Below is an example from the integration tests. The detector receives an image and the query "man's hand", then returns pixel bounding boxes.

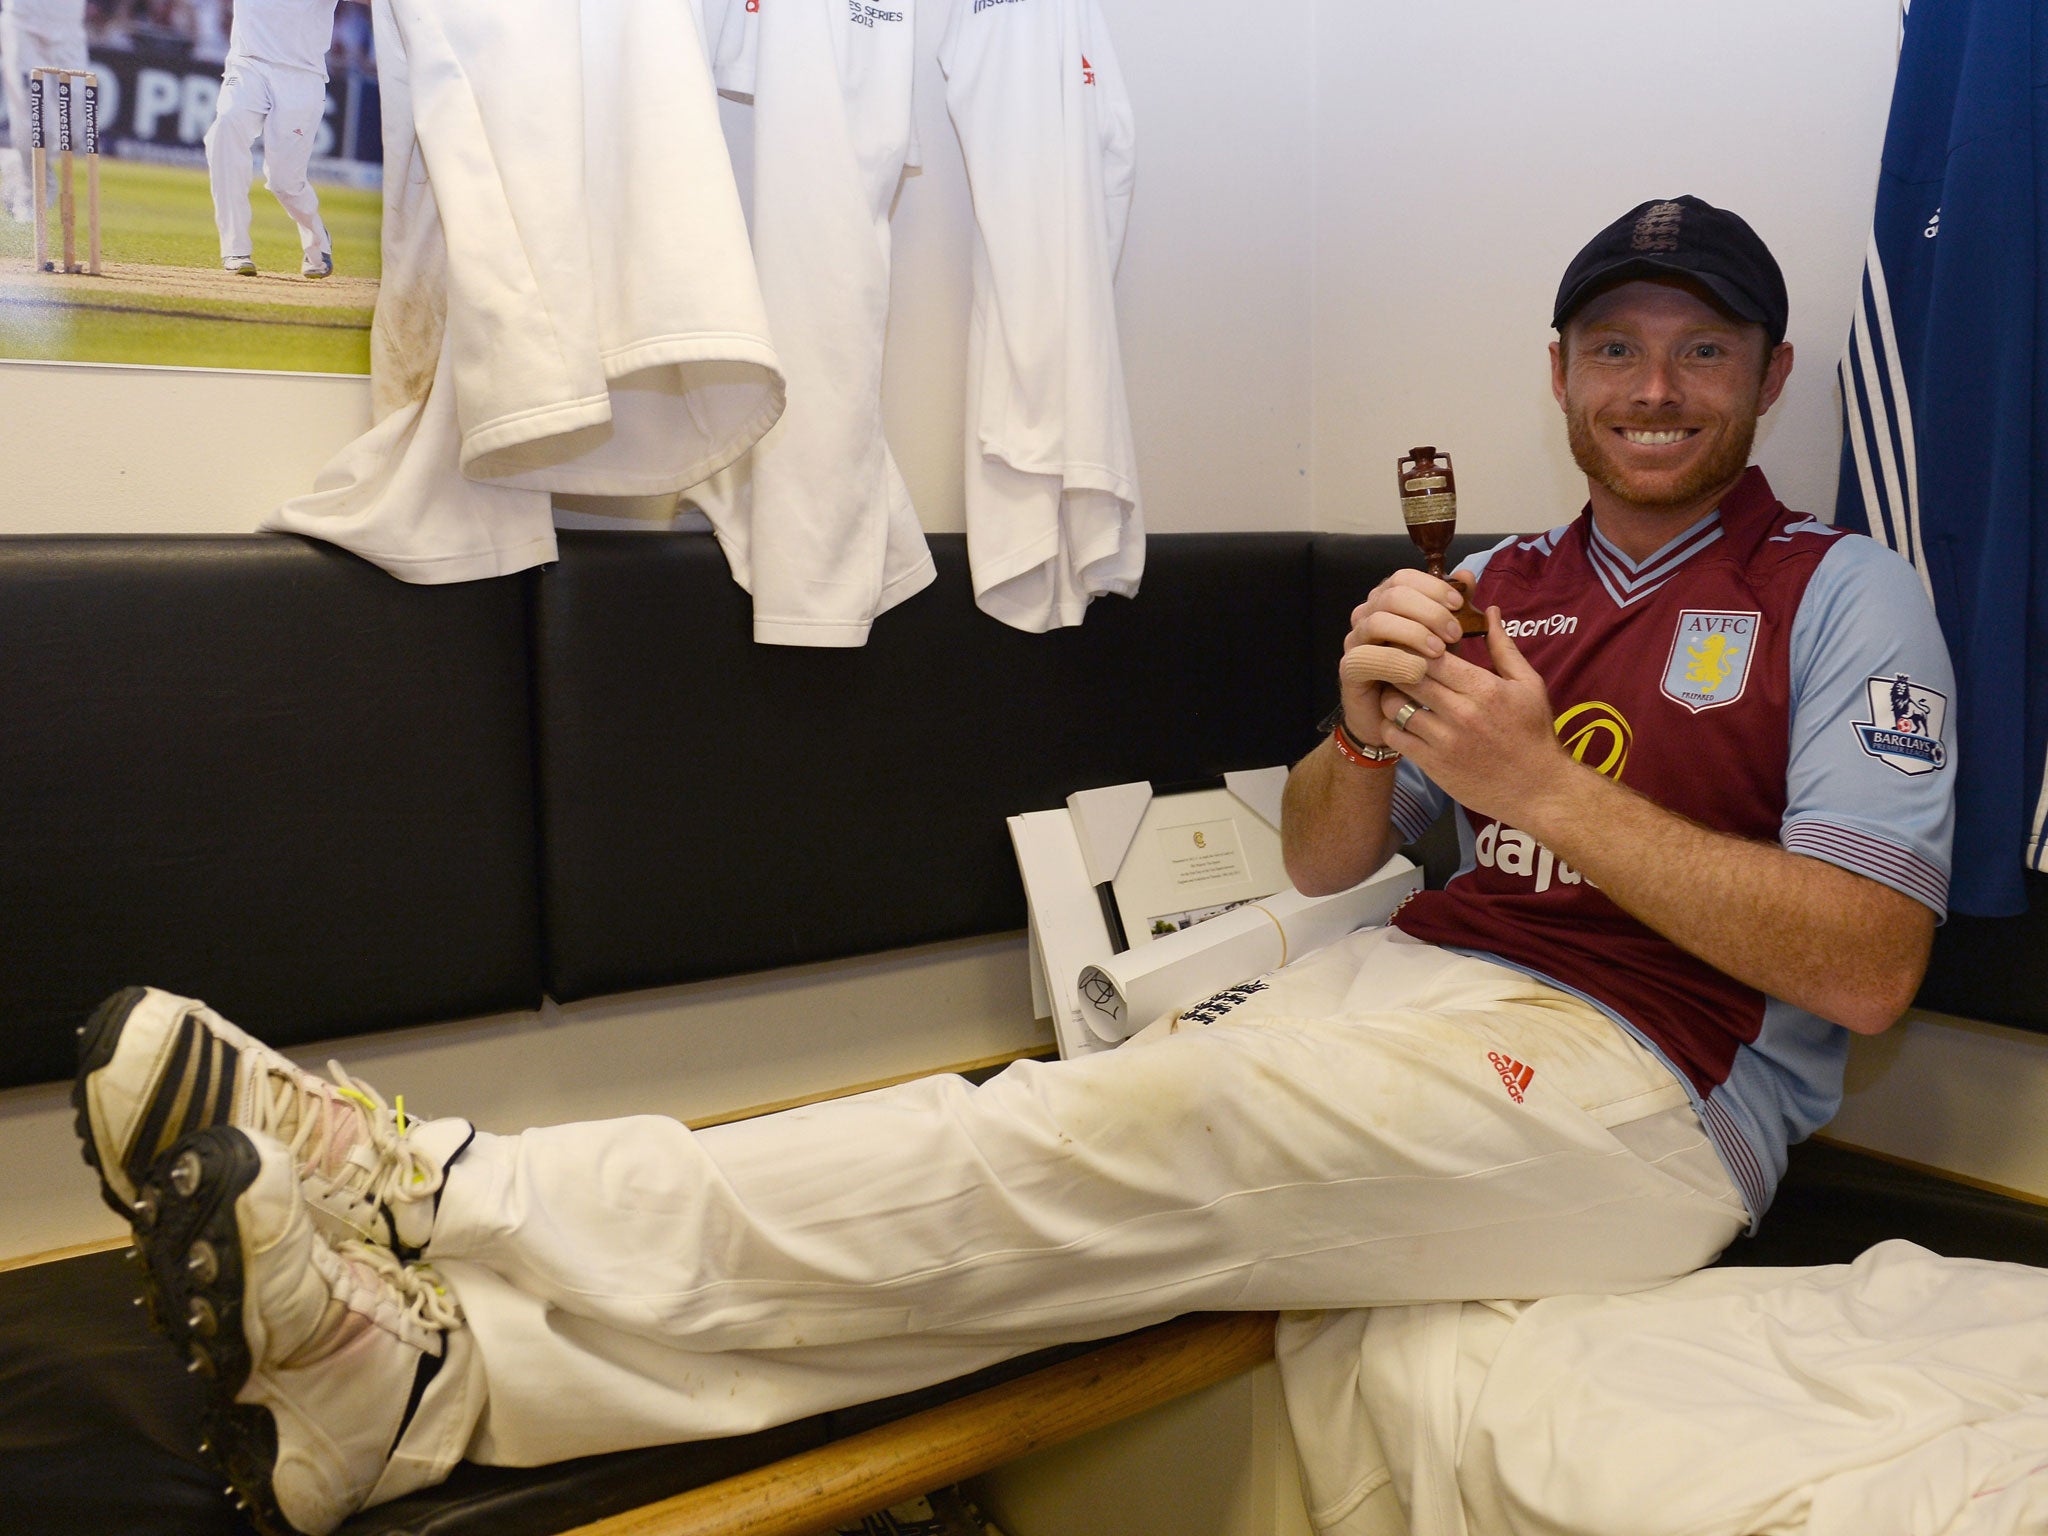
[1375,607,1574,825]
[1283,569,1481,897]
[1338,570,1474,747]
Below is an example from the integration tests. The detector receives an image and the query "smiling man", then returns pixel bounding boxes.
[1285,195,1954,1219]
[75,198,1958,1536]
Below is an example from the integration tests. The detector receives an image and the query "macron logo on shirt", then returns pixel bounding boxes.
[1499,613,1577,639]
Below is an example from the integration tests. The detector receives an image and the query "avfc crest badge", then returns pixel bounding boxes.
[1661,610,1760,713]
[1854,674,1949,775]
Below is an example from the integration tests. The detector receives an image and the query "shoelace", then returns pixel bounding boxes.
[338,1239,466,1333]
[250,1056,445,1222]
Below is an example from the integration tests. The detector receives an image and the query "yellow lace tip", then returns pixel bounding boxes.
[395,1095,408,1135]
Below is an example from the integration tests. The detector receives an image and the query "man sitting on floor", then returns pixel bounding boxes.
[76,195,1956,1536]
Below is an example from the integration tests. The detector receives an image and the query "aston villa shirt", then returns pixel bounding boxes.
[1389,468,1956,1220]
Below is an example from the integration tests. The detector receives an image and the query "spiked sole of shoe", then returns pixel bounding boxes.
[72,986,153,1220]
[135,1128,303,1536]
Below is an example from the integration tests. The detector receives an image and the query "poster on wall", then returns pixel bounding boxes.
[0,0,380,375]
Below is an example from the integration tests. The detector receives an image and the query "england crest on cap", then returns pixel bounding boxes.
[1854,674,1949,775]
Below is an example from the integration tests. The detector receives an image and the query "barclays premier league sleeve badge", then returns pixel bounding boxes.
[1853,674,1949,775]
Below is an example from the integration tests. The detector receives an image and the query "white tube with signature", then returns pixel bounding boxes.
[1075,858,1420,1042]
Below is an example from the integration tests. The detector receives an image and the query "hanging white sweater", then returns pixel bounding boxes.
[685,0,934,646]
[939,0,1142,633]
[264,0,783,585]
[1277,1241,2048,1536]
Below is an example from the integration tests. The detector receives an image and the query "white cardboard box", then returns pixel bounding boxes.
[1009,770,1422,1059]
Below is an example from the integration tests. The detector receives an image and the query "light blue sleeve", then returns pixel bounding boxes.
[1782,536,1957,915]
[1390,758,1446,845]
[1455,532,1537,587]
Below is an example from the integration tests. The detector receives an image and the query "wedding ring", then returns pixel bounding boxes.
[1393,699,1422,731]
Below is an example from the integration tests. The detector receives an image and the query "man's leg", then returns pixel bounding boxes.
[82,932,1747,1507]
[204,66,266,267]
[257,67,332,270]
[434,1262,1076,1467]
[428,930,1746,1457]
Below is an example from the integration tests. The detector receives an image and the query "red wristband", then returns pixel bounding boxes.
[1330,719,1400,769]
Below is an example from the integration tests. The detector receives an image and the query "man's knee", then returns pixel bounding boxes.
[205,106,262,166]
[265,166,315,203]
[261,140,317,203]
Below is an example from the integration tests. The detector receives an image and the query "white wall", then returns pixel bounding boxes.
[0,365,372,534]
[1313,0,1900,536]
[1107,0,1317,529]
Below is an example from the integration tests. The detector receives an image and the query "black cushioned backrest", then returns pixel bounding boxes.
[0,537,543,1086]
[535,532,1328,1002]
[1916,871,2048,1034]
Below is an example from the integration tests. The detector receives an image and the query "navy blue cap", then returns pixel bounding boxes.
[1553,196,1788,346]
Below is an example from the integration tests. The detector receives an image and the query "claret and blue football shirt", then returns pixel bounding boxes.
[1390,468,1955,1221]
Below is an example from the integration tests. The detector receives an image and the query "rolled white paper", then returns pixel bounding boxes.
[1074,859,1419,1041]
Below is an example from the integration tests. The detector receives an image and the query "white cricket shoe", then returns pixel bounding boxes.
[75,986,470,1258]
[224,256,258,275]
[302,251,333,279]
[131,1126,467,1536]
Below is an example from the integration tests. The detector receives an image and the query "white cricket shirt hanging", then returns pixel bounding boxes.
[683,0,936,647]
[941,0,1144,633]
[266,0,784,586]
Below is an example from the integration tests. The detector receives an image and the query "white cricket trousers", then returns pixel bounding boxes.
[421,928,1747,1468]
[204,62,332,262]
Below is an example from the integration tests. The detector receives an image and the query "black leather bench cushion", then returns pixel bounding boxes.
[1915,870,2048,1034]
[9,1141,2042,1536]
[2,1242,1104,1536]
[0,537,544,1086]
[1717,1140,2048,1269]
[534,532,1328,1003]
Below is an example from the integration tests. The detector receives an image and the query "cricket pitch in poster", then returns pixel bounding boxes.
[0,0,380,375]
